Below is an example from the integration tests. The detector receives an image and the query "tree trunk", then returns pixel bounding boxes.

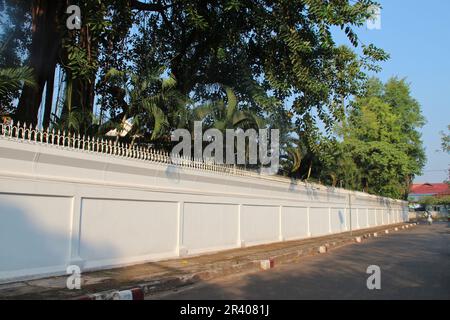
[307,161,312,180]
[42,62,56,129]
[67,24,98,133]
[15,0,64,125]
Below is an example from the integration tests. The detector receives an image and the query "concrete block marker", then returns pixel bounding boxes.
[113,288,144,300]
[394,227,398,231]
[355,236,362,243]
[384,230,389,234]
[75,287,144,300]
[260,259,274,270]
[318,246,327,254]
[373,232,378,237]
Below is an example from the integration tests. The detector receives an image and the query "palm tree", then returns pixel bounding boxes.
[0,66,36,96]
[190,85,265,167]
[192,85,265,131]
[0,66,36,117]
[281,133,308,175]
[0,35,36,118]
[102,68,186,147]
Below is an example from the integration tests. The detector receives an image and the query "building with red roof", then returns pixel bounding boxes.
[408,183,450,202]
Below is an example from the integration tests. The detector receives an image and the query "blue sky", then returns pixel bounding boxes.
[333,0,450,183]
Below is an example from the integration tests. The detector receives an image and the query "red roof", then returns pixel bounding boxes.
[410,183,450,195]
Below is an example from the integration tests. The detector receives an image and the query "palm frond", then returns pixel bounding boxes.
[287,146,302,173]
[162,74,177,91]
[231,111,249,127]
[0,66,36,95]
[142,99,169,140]
[214,120,227,131]
[105,68,126,81]
[224,86,237,121]
[192,103,214,121]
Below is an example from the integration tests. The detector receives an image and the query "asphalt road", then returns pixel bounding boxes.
[150,222,450,300]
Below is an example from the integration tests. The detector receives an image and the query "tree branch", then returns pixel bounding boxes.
[130,0,168,11]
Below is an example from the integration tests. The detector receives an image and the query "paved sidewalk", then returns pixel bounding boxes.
[0,222,413,299]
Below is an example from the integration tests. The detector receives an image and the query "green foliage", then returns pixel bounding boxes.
[337,77,426,199]
[192,85,265,132]
[285,144,304,174]
[0,66,35,97]
[52,107,96,133]
[137,0,387,135]
[440,125,450,153]
[6,0,388,137]
[65,45,98,81]
[418,195,450,206]
[103,67,186,143]
[0,0,31,114]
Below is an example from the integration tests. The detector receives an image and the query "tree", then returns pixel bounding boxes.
[136,0,388,134]
[383,77,426,188]
[100,67,186,147]
[6,0,387,135]
[190,85,265,167]
[14,0,67,125]
[338,77,426,199]
[418,195,450,207]
[281,135,307,176]
[440,125,450,153]
[0,0,32,115]
[192,85,264,131]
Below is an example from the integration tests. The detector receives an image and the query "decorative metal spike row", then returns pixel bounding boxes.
[0,121,277,181]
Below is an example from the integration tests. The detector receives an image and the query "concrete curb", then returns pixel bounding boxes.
[76,287,144,300]
[260,259,275,270]
[72,223,414,300]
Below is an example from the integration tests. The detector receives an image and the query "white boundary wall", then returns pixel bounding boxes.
[0,138,408,283]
